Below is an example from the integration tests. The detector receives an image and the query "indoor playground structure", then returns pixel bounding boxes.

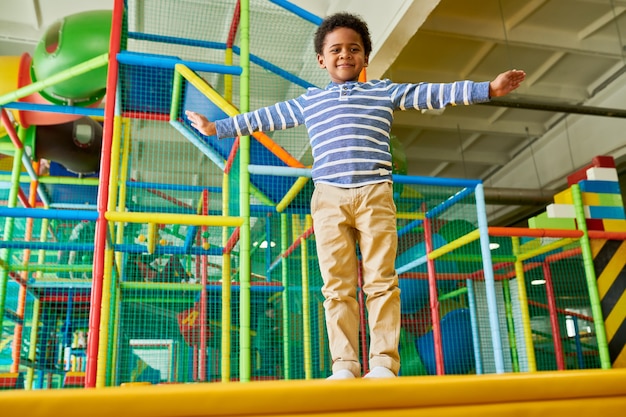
[1,0,626,416]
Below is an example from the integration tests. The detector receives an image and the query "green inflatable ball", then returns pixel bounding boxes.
[31,10,111,105]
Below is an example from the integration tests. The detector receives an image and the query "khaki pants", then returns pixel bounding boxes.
[311,182,400,376]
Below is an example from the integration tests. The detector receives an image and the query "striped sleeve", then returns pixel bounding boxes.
[388,80,491,111]
[214,97,305,138]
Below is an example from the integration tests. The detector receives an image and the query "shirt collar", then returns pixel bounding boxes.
[325,80,360,90]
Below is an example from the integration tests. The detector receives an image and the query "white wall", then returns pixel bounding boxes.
[290,0,440,78]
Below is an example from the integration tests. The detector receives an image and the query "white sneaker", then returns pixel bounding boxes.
[326,369,356,380]
[363,366,396,378]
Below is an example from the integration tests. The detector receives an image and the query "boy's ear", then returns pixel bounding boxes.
[364,55,369,67]
[317,54,326,68]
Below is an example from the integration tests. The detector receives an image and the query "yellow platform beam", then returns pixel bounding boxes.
[2,369,626,417]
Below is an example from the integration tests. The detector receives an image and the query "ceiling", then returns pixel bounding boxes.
[3,0,626,225]
[380,0,626,225]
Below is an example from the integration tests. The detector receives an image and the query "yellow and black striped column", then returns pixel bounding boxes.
[592,239,626,367]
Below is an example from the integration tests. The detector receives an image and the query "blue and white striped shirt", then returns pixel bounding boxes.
[215,79,491,187]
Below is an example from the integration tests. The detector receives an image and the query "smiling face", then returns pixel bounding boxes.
[317,27,369,84]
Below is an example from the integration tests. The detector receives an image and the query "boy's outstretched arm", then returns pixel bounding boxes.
[489,69,526,97]
[185,110,217,136]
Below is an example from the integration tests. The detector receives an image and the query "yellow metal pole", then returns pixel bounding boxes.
[428,230,481,260]
[176,64,239,117]
[516,238,578,262]
[96,248,115,387]
[276,177,309,213]
[95,114,125,387]
[106,211,244,227]
[221,173,232,382]
[511,236,537,372]
[301,215,313,379]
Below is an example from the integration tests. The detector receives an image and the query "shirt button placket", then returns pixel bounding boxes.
[340,85,349,100]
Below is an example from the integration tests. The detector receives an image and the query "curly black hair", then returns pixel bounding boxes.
[314,12,372,57]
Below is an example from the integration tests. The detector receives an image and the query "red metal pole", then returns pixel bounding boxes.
[223,227,241,254]
[10,161,39,372]
[282,226,313,258]
[85,0,123,388]
[226,1,241,48]
[423,215,444,375]
[488,227,583,238]
[528,300,593,322]
[224,137,240,175]
[542,262,566,370]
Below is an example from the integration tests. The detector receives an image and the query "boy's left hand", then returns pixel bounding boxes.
[489,69,526,97]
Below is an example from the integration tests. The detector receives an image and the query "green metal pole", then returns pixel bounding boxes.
[239,0,251,382]
[170,70,184,122]
[9,264,93,273]
[25,298,41,389]
[300,217,312,379]
[26,218,50,388]
[0,174,100,186]
[120,282,202,291]
[502,279,520,372]
[0,54,109,106]
[438,287,468,301]
[571,183,611,369]
[280,213,291,379]
[106,282,121,386]
[0,146,23,339]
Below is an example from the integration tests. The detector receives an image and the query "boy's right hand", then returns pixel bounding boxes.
[185,110,217,136]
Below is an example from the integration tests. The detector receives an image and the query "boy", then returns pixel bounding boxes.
[186,12,525,379]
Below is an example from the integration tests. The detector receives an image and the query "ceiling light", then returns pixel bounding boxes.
[531,279,546,286]
[489,242,500,250]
